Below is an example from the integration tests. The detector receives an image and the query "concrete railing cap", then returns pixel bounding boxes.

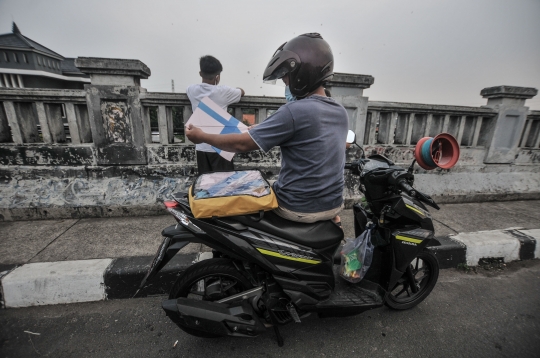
[75,57,151,79]
[481,85,537,99]
[326,72,375,89]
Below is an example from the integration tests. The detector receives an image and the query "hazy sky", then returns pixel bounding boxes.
[1,0,539,109]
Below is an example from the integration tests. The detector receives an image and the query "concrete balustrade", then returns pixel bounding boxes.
[0,57,538,221]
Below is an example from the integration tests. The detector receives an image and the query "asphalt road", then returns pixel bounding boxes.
[1,261,539,358]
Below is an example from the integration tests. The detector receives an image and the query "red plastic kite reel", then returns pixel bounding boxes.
[414,133,460,170]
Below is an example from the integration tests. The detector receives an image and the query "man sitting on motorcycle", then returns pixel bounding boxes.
[186,33,349,225]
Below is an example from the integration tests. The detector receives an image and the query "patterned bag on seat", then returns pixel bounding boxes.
[188,170,278,219]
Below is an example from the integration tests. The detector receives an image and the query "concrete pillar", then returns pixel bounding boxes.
[75,57,151,165]
[481,86,538,163]
[325,73,374,145]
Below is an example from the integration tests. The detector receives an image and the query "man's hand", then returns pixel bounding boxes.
[185,124,206,144]
[185,124,259,153]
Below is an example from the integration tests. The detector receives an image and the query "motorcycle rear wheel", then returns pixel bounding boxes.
[169,258,253,338]
[385,251,439,310]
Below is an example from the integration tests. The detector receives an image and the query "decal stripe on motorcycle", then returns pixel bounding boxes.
[256,248,321,264]
[405,204,426,217]
[395,235,423,244]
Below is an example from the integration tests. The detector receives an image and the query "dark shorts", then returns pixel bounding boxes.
[196,151,234,174]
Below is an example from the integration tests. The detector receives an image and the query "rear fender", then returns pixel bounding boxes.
[160,224,202,272]
[140,225,199,288]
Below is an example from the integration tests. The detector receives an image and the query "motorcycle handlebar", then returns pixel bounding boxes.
[397,180,416,197]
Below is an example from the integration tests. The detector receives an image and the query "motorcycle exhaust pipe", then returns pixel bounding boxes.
[162,298,266,337]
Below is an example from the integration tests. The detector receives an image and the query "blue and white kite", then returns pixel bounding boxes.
[185,97,248,161]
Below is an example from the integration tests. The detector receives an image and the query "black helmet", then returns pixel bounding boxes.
[263,33,334,98]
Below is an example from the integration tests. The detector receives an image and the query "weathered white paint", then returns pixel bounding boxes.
[0,68,90,82]
[518,229,540,259]
[1,259,112,308]
[415,172,540,198]
[451,230,520,266]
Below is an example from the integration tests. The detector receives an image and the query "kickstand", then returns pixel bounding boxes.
[272,325,284,347]
[268,313,284,347]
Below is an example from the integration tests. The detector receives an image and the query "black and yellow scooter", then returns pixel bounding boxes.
[140,131,460,346]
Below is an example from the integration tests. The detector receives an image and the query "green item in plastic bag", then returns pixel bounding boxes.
[340,223,375,283]
[345,250,362,271]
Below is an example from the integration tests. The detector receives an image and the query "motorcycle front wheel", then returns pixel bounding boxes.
[168,258,254,338]
[385,251,439,310]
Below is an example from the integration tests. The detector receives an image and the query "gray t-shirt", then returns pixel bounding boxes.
[249,95,349,213]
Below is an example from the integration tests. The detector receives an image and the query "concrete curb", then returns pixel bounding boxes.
[0,253,197,309]
[1,228,538,308]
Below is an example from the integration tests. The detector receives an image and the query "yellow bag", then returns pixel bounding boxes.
[188,170,278,219]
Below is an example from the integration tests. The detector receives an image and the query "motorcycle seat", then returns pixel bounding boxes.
[230,211,344,249]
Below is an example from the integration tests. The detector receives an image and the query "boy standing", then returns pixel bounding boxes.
[186,55,245,174]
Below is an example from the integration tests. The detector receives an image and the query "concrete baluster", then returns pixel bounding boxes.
[34,101,52,143]
[387,112,398,144]
[442,114,450,134]
[456,115,466,146]
[141,106,152,144]
[0,102,11,142]
[166,106,174,144]
[158,105,170,145]
[64,103,81,144]
[234,107,243,122]
[257,107,267,124]
[367,111,379,145]
[471,116,483,147]
[405,113,415,145]
[2,102,21,143]
[424,114,433,138]
[183,105,193,144]
[12,102,39,143]
[44,103,66,143]
[535,126,540,149]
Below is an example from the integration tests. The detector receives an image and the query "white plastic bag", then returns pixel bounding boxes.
[339,223,375,283]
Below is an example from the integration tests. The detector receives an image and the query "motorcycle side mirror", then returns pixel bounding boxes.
[346,130,356,145]
[346,130,365,158]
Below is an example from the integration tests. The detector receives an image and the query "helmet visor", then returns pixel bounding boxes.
[263,66,290,84]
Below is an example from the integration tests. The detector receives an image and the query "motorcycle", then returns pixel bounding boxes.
[140,131,450,346]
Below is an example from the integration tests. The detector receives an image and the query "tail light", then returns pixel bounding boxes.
[164,201,179,208]
[163,201,204,234]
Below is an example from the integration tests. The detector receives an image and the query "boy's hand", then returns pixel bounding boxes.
[185,124,205,144]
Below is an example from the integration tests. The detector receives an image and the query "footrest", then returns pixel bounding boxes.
[317,284,382,308]
[302,277,385,315]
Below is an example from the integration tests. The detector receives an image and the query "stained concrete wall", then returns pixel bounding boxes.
[1,145,539,221]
